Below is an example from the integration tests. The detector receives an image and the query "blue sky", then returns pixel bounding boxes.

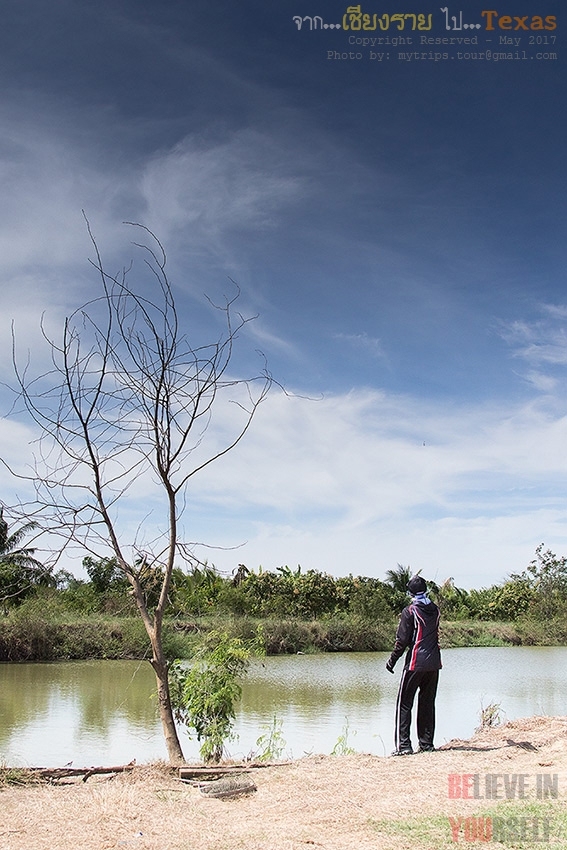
[0,0,565,588]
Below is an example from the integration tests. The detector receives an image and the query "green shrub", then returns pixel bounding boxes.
[170,631,258,763]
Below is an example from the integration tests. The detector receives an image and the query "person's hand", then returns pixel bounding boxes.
[386,660,395,674]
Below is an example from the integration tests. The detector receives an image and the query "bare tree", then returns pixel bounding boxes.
[4,221,272,763]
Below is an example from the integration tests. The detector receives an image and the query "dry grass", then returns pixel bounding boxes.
[1,718,567,849]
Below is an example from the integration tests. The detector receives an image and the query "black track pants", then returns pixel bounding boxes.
[394,668,439,751]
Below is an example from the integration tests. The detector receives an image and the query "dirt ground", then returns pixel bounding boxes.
[1,716,567,850]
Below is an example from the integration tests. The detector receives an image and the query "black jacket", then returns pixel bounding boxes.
[388,600,442,672]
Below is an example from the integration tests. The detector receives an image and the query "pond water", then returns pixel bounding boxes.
[1,647,566,767]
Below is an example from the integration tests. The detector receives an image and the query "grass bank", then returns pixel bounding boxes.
[2,598,567,662]
[0,597,191,662]
[440,616,567,647]
[0,610,397,661]
[369,800,564,849]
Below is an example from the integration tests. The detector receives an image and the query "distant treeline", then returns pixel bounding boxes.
[2,545,567,661]
[3,544,567,623]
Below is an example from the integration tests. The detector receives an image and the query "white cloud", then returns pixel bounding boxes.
[6,374,567,586]
[160,387,567,586]
[244,319,302,361]
[0,110,145,386]
[192,389,567,510]
[209,508,567,591]
[541,304,567,320]
[3,360,567,588]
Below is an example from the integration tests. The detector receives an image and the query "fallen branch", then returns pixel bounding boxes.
[16,763,137,783]
[179,761,291,780]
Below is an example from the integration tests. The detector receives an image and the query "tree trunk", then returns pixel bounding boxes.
[151,648,186,764]
[129,575,185,764]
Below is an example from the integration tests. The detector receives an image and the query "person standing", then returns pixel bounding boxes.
[386,574,442,755]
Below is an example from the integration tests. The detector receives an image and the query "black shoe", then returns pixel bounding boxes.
[391,748,413,756]
[418,745,435,753]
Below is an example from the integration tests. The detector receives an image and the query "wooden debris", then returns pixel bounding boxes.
[179,765,251,781]
[12,763,137,784]
[178,761,289,781]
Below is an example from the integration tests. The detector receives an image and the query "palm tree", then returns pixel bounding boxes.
[384,564,419,614]
[384,564,414,594]
[0,507,48,609]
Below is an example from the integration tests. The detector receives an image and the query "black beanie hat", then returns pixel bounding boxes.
[407,575,427,595]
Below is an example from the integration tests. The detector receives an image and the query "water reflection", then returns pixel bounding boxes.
[0,661,162,766]
[1,648,566,767]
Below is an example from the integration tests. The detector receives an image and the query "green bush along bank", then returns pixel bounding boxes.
[4,546,567,660]
[3,599,567,661]
[0,595,190,662]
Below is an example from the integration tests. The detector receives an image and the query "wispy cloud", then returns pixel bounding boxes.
[522,371,559,393]
[140,129,305,270]
[0,110,133,274]
[333,332,385,360]
[500,307,567,368]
